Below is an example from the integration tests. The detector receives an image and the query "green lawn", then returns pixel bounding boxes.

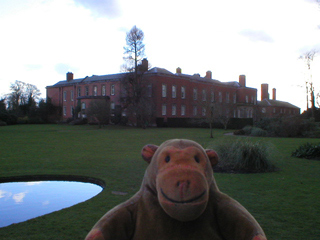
[0,124,319,240]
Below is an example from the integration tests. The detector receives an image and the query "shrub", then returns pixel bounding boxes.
[210,139,276,173]
[233,129,245,135]
[250,127,267,137]
[255,117,316,138]
[0,120,7,126]
[292,143,320,160]
[242,125,253,135]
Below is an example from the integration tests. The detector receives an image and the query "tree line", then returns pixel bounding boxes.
[0,80,58,125]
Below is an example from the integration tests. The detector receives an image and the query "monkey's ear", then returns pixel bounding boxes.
[141,144,158,164]
[205,149,219,167]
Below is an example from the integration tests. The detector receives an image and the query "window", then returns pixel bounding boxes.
[226,92,230,103]
[245,95,249,103]
[81,102,86,114]
[219,92,222,103]
[162,104,167,115]
[193,106,197,116]
[202,107,206,116]
[63,91,67,101]
[233,93,237,103]
[85,86,89,96]
[273,108,276,113]
[111,85,115,95]
[172,85,176,98]
[211,91,215,103]
[162,84,167,97]
[172,104,176,115]
[202,89,206,101]
[93,86,97,96]
[71,90,74,101]
[147,84,152,97]
[181,86,186,99]
[181,105,186,116]
[63,106,66,116]
[251,96,254,103]
[193,88,197,100]
[102,85,106,96]
[78,87,81,97]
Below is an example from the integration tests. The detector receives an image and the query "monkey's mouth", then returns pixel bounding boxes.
[160,189,206,204]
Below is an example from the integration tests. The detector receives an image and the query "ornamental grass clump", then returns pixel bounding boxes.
[212,139,276,173]
[291,143,320,160]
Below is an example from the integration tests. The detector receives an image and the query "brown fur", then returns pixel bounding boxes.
[85,139,267,240]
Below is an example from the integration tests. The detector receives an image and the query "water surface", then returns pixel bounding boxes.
[0,181,103,228]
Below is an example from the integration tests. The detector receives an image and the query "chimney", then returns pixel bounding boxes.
[176,67,182,74]
[239,75,246,87]
[272,88,276,100]
[67,72,73,81]
[261,84,269,100]
[205,71,212,79]
[141,58,148,71]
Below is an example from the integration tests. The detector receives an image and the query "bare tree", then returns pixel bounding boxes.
[214,102,236,130]
[86,98,111,128]
[299,49,317,116]
[121,26,154,127]
[123,25,145,76]
[197,89,215,138]
[6,80,40,113]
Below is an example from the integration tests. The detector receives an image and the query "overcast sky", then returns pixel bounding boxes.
[1,0,320,111]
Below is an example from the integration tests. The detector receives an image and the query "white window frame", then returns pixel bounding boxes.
[193,106,197,116]
[162,84,167,97]
[71,90,74,101]
[181,105,186,116]
[219,92,222,103]
[202,89,206,101]
[172,85,176,98]
[226,92,230,103]
[172,104,176,115]
[111,85,115,95]
[63,91,67,101]
[193,88,197,100]
[211,91,215,103]
[102,85,106,96]
[162,104,167,115]
[93,86,98,96]
[181,86,186,99]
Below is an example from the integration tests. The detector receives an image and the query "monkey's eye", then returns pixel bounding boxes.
[194,156,200,163]
[165,156,171,163]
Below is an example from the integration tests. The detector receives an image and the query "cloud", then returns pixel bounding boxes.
[25,181,42,186]
[25,64,42,71]
[55,63,74,75]
[0,190,6,198]
[12,192,27,203]
[73,0,121,18]
[239,29,274,43]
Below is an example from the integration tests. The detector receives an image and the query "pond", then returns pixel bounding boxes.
[0,180,103,228]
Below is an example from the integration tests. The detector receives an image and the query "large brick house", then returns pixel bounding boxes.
[257,84,300,119]
[46,59,299,127]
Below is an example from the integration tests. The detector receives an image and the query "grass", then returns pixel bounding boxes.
[0,124,319,239]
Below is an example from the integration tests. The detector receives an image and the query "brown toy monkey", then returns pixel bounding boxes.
[85,139,267,240]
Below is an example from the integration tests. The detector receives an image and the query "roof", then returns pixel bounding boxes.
[47,72,127,88]
[47,66,251,90]
[258,99,300,109]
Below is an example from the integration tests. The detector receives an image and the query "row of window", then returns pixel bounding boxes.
[161,104,253,118]
[261,107,298,115]
[63,85,115,101]
[161,84,255,104]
